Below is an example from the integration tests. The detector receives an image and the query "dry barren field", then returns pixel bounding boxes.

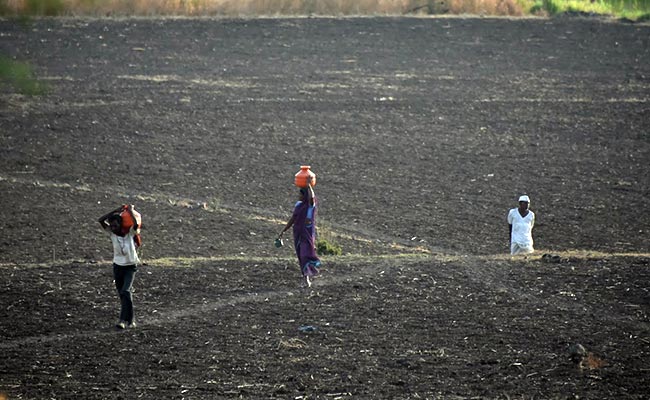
[1,15,649,399]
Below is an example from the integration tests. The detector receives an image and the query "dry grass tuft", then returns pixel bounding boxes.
[448,0,524,16]
[278,338,307,349]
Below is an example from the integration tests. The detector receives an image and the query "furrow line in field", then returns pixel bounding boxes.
[0,258,403,349]
[0,172,431,254]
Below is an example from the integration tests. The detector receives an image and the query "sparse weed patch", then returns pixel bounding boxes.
[0,56,47,95]
[316,238,343,256]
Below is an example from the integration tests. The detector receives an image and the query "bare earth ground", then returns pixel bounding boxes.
[0,15,649,399]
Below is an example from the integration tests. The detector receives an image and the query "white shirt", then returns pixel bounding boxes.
[508,208,535,246]
[108,228,140,266]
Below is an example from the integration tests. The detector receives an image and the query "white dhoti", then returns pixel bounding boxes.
[511,242,534,255]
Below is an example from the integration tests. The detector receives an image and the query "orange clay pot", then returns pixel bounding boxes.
[120,205,142,232]
[120,205,142,247]
[294,165,316,188]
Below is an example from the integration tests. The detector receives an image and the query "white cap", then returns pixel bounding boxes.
[518,195,530,203]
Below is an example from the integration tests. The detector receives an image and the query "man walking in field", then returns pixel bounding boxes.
[98,204,141,329]
[508,195,535,255]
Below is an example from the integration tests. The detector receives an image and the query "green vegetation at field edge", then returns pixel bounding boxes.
[528,0,650,21]
[0,56,47,95]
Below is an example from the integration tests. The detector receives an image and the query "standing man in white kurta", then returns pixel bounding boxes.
[507,195,535,255]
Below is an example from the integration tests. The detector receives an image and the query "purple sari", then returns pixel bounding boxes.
[292,196,321,277]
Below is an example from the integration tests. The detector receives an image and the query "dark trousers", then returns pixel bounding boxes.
[113,263,137,323]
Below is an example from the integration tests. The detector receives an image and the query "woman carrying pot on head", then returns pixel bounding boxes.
[278,179,321,288]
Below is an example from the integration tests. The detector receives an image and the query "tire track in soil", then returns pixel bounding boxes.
[0,255,421,349]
